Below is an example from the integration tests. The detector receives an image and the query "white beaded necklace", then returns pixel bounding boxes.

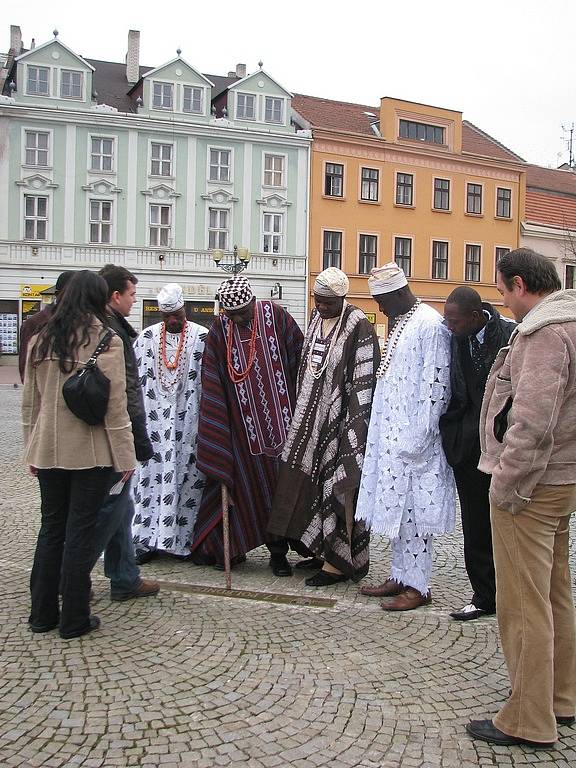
[306,301,347,380]
[376,299,421,379]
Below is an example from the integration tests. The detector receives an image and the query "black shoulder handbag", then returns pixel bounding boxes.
[62,330,113,425]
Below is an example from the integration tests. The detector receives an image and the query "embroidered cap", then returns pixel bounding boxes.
[368,262,408,296]
[314,267,349,297]
[157,283,185,312]
[218,275,255,310]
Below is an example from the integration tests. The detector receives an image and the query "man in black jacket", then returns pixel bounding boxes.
[92,265,159,601]
[441,286,515,620]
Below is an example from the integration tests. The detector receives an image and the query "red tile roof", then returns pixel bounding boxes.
[526,190,576,229]
[526,164,576,196]
[292,93,524,162]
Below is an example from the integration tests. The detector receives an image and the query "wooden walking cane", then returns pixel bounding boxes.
[221,483,232,590]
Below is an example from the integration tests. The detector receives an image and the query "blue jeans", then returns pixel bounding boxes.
[93,474,141,595]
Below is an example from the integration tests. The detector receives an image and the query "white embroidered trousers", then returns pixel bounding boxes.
[390,507,434,595]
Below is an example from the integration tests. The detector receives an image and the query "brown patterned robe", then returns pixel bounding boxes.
[268,303,380,578]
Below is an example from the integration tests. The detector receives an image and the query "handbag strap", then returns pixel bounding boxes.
[86,330,113,366]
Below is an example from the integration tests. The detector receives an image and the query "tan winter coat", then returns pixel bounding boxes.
[22,322,136,472]
[479,289,576,512]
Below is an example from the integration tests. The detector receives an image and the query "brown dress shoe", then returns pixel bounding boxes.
[360,579,404,597]
[110,579,160,602]
[380,587,432,611]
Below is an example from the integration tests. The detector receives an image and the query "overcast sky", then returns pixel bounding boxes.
[3,0,574,168]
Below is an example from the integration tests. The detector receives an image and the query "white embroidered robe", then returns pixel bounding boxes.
[356,303,456,538]
[132,321,207,556]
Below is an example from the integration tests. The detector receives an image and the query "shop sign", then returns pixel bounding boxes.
[20,284,50,298]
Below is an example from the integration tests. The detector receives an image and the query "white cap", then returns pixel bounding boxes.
[157,283,185,312]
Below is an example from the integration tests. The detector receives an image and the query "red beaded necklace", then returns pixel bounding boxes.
[160,321,187,371]
[226,311,259,384]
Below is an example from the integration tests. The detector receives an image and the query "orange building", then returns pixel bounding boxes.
[292,94,526,330]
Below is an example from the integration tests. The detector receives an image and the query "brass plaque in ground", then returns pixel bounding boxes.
[156,580,337,608]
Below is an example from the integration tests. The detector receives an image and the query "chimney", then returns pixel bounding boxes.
[10,25,22,55]
[30,38,35,49]
[126,29,140,85]
[235,63,246,78]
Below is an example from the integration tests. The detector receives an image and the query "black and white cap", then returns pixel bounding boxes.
[217,275,254,310]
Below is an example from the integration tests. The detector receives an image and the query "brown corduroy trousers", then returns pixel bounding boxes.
[491,484,576,743]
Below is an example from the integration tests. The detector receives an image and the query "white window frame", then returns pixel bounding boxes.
[22,128,51,168]
[321,228,344,270]
[466,181,484,215]
[358,232,379,274]
[264,96,284,124]
[431,239,450,280]
[464,242,482,282]
[89,135,116,173]
[149,141,174,178]
[148,203,172,247]
[262,211,284,255]
[360,167,380,203]
[207,207,230,250]
[236,92,256,121]
[208,147,232,183]
[182,85,204,114]
[263,153,286,188]
[26,65,50,96]
[395,170,415,207]
[89,199,113,244]
[59,68,84,100]
[22,193,50,241]
[495,187,513,219]
[393,235,413,278]
[152,80,174,110]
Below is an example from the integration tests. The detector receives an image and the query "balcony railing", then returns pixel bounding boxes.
[0,241,306,277]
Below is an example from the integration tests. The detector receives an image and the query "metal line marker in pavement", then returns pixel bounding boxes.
[156,580,337,608]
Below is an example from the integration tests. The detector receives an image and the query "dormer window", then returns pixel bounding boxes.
[237,93,255,120]
[399,119,444,145]
[60,70,83,99]
[27,66,49,96]
[153,82,173,110]
[265,97,283,124]
[183,86,203,114]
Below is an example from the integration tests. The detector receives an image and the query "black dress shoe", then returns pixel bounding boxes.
[134,549,157,565]
[269,555,292,577]
[465,719,554,749]
[556,715,575,726]
[60,615,101,640]
[450,603,495,621]
[294,557,324,570]
[213,554,247,570]
[29,619,59,634]
[305,571,348,587]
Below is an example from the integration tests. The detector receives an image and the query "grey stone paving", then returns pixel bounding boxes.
[1,388,575,767]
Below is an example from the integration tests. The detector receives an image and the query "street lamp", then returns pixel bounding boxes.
[212,245,251,275]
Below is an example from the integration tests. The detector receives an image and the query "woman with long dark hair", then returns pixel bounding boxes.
[22,270,136,639]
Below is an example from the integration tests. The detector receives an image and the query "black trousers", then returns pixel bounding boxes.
[30,467,113,636]
[453,459,496,612]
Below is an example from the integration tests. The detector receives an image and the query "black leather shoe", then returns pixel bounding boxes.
[450,603,495,621]
[29,619,59,634]
[557,715,575,726]
[135,549,157,565]
[465,719,554,749]
[305,571,348,587]
[213,554,247,571]
[269,555,292,577]
[60,615,101,640]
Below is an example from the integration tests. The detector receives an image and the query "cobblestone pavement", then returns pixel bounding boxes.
[1,388,575,768]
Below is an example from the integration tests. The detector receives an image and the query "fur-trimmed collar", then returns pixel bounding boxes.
[517,289,576,336]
